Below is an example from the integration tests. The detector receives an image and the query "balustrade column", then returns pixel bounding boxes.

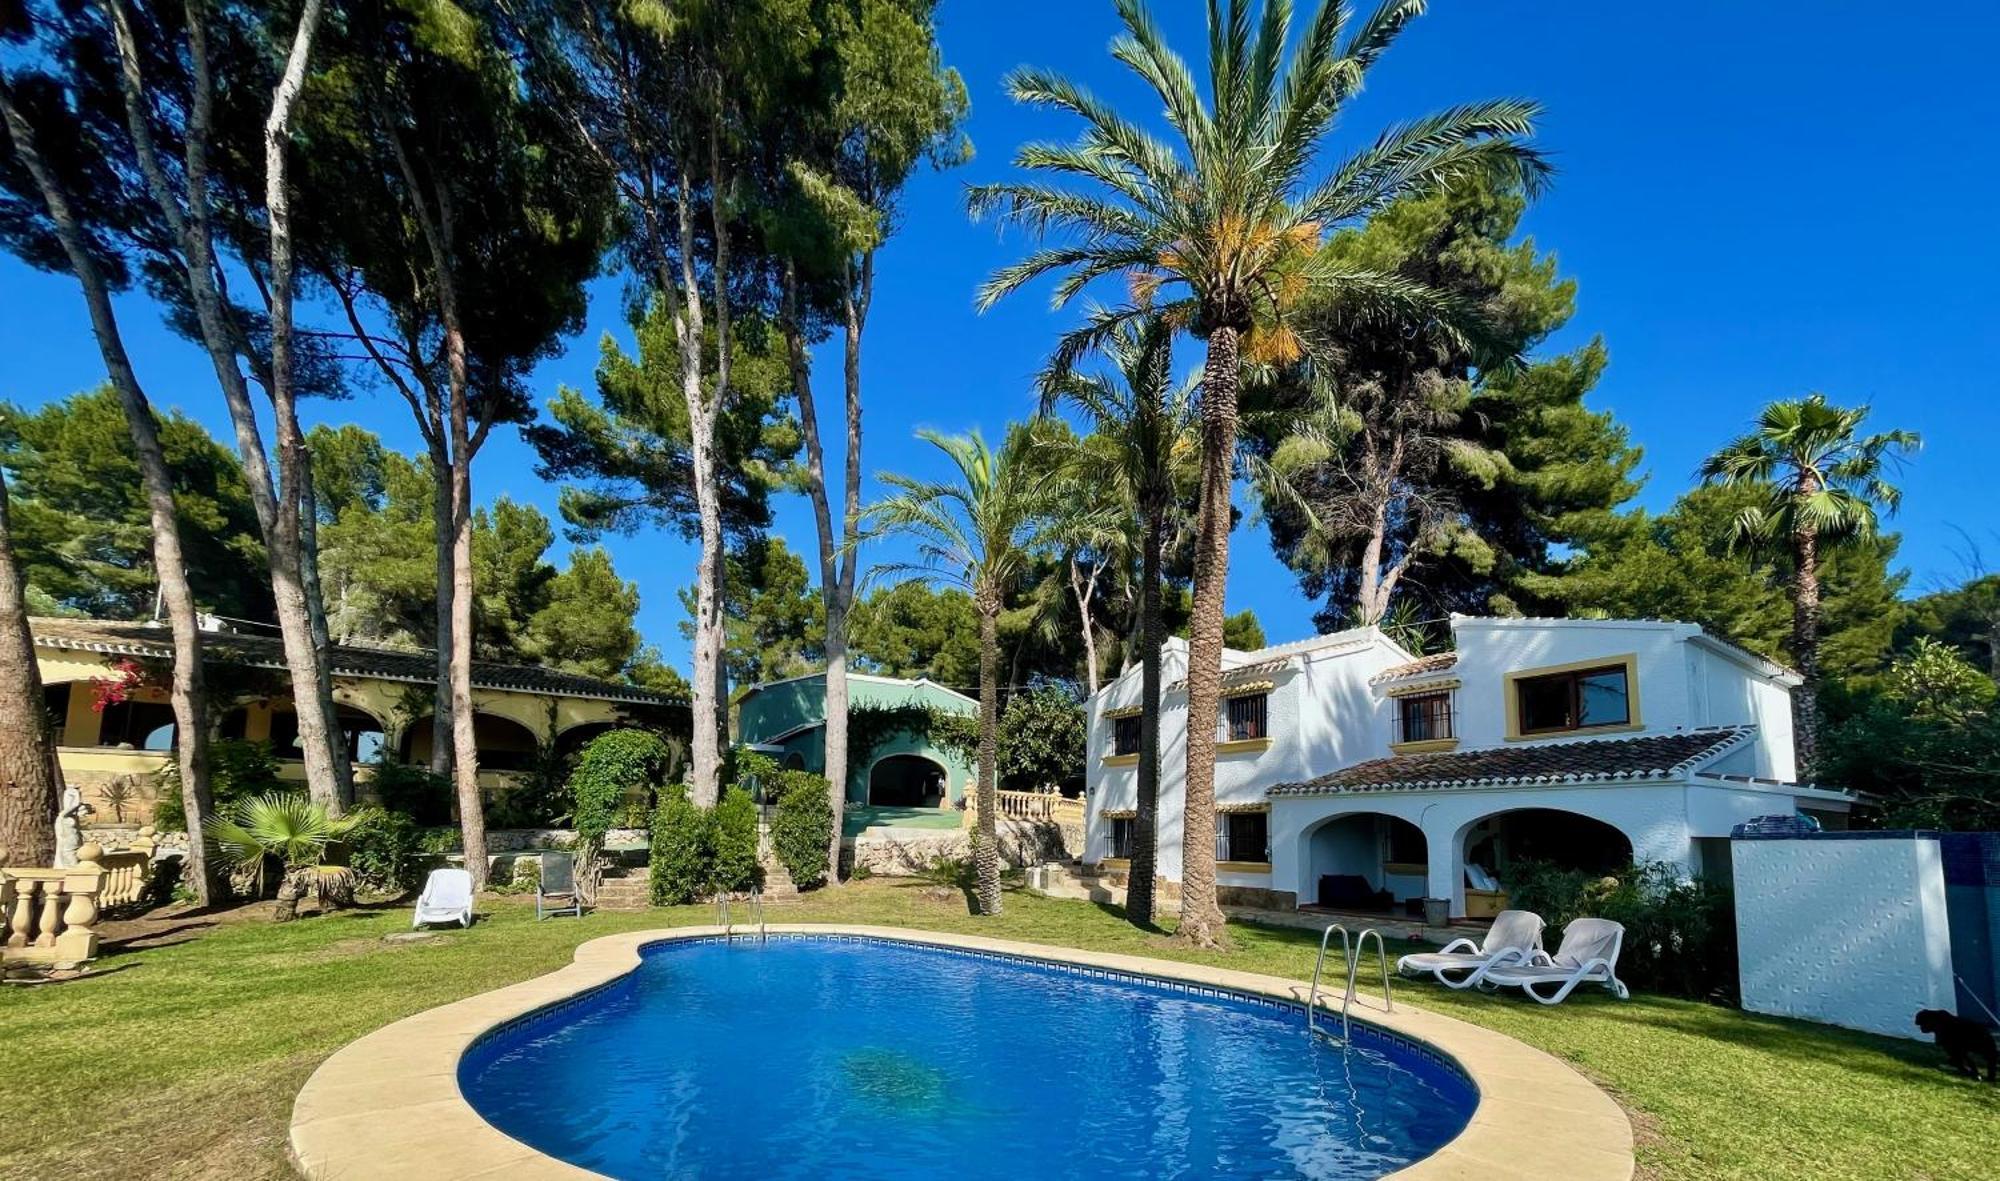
[4,878,33,948]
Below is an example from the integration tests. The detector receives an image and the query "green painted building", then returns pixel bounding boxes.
[736,672,978,806]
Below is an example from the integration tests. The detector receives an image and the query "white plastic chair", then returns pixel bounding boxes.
[1395,909,1545,989]
[1479,917,1629,1004]
[412,868,474,928]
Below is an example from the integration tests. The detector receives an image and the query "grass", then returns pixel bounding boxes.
[2,881,1992,1180]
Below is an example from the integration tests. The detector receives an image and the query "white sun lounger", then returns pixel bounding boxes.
[412,868,474,928]
[1479,917,1629,1004]
[1395,909,1545,989]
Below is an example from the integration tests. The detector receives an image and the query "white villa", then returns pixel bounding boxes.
[1082,615,1857,919]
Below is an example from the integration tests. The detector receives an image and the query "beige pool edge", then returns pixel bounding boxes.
[289,924,1634,1181]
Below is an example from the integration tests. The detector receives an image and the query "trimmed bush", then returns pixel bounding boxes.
[771,770,834,889]
[711,787,761,893]
[367,760,453,826]
[649,790,712,906]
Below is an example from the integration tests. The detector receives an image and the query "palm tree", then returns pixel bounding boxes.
[968,0,1547,945]
[1699,394,1919,771]
[868,428,1049,915]
[1040,315,1196,928]
[207,793,373,922]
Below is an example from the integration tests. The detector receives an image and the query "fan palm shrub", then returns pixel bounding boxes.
[1699,394,1918,770]
[969,0,1548,944]
[206,793,374,921]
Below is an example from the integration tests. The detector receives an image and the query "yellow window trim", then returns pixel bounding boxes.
[1099,857,1131,868]
[1103,705,1142,720]
[1100,809,1137,820]
[1217,861,1272,874]
[1101,752,1139,767]
[1383,861,1429,876]
[1384,678,1461,698]
[1216,801,1270,814]
[1502,652,1642,741]
[1216,737,1272,755]
[1222,681,1274,697]
[1390,738,1460,755]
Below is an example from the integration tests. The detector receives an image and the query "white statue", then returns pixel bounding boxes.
[53,785,93,869]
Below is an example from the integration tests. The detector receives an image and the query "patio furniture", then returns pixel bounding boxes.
[412,868,474,928]
[1479,917,1630,1004]
[1395,909,1546,989]
[536,852,582,921]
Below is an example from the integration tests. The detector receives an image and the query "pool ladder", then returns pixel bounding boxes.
[715,886,766,943]
[1307,924,1392,1043]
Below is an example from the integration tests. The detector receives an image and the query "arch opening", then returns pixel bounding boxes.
[868,754,947,808]
[399,712,541,772]
[1302,812,1428,914]
[1457,807,1635,916]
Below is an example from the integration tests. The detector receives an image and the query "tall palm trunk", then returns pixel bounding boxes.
[0,83,219,898]
[1790,523,1822,774]
[0,472,58,870]
[1126,507,1165,927]
[973,587,1004,915]
[1178,325,1239,948]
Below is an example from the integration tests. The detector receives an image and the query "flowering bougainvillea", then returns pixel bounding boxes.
[90,659,147,714]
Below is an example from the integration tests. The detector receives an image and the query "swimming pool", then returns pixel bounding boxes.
[460,935,1477,1180]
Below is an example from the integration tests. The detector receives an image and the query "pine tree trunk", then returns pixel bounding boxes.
[687,411,725,809]
[448,443,486,890]
[1177,325,1239,948]
[430,454,455,779]
[0,85,218,896]
[0,472,58,870]
[974,588,1004,916]
[1127,509,1165,927]
[1791,524,1822,774]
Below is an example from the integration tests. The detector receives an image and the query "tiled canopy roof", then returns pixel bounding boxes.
[1371,651,1459,683]
[30,617,684,707]
[1269,727,1752,797]
[1165,655,1293,694]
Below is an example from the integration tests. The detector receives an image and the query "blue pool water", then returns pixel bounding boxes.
[460,937,1477,1180]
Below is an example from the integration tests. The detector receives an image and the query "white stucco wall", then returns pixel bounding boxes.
[1734,837,1956,1038]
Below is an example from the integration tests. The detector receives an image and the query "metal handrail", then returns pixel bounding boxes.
[716,894,732,934]
[750,885,766,942]
[1308,923,1393,1043]
[1307,924,1351,1038]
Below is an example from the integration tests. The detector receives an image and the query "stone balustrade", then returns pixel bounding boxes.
[1,844,110,971]
[965,789,1086,827]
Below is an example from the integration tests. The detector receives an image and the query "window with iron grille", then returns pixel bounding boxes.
[1225,693,1268,741]
[1111,715,1141,756]
[1397,692,1454,743]
[1110,817,1134,858]
[1216,811,1269,864]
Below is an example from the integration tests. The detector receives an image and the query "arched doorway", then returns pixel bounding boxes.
[221,704,386,763]
[1303,812,1428,913]
[868,754,947,807]
[1457,808,1634,915]
[399,712,540,771]
[554,722,618,763]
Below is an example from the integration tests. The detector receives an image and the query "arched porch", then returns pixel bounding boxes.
[868,754,948,808]
[1300,812,1429,915]
[1452,808,1636,919]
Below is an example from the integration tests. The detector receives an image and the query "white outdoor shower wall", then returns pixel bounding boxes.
[1734,837,1955,1038]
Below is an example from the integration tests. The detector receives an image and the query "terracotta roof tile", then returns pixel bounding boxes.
[1370,651,1459,683]
[30,617,684,706]
[1269,727,1752,796]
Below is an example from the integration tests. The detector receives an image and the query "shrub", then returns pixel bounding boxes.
[367,760,453,826]
[575,729,676,892]
[347,810,427,894]
[649,790,713,906]
[1507,860,1738,1002]
[154,739,284,831]
[711,787,761,894]
[771,770,833,889]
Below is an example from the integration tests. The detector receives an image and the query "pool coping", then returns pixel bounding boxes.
[289,924,1634,1180]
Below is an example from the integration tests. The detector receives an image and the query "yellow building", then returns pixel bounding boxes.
[30,617,688,828]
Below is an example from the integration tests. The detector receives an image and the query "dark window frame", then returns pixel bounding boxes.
[1515,664,1631,735]
[1225,693,1268,742]
[1217,810,1270,864]
[1109,817,1135,859]
[1111,715,1142,756]
[1396,692,1455,743]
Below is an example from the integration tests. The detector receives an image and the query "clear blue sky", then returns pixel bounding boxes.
[4,1,1996,671]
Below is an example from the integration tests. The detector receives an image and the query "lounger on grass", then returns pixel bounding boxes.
[1395,909,1545,988]
[537,851,582,921]
[1479,917,1629,1004]
[412,868,474,928]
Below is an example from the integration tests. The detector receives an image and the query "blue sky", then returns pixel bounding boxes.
[4,1,1997,671]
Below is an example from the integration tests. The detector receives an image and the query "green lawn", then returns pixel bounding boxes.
[2,881,1990,1180]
